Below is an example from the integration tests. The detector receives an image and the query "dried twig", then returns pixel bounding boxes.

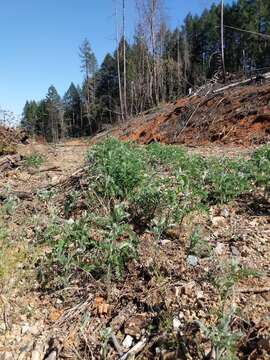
[111,333,123,356]
[237,287,270,294]
[119,337,148,360]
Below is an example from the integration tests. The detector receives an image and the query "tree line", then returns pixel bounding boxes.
[21,0,270,141]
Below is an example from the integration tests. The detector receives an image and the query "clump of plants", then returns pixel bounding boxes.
[38,139,270,288]
[23,152,45,168]
[198,260,263,359]
[248,145,270,196]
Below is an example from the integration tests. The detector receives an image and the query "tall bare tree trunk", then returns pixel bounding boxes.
[221,0,226,82]
[123,0,128,118]
[115,2,124,122]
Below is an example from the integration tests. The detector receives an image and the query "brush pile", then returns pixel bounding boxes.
[113,82,270,146]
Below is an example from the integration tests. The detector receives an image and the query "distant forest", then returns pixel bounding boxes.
[21,0,270,141]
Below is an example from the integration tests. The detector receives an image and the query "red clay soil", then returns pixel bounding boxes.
[118,82,270,146]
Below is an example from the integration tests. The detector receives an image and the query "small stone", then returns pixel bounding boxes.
[160,239,171,246]
[20,341,34,352]
[196,290,204,300]
[187,255,198,267]
[21,325,30,335]
[45,350,57,360]
[173,318,181,331]
[3,353,13,360]
[222,208,230,218]
[18,353,26,360]
[66,218,74,224]
[29,326,40,336]
[31,351,41,360]
[122,335,133,349]
[214,242,225,256]
[231,246,240,257]
[179,312,185,320]
[212,216,226,228]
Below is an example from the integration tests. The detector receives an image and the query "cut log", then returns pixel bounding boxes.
[0,191,33,201]
[0,154,22,173]
[28,166,62,175]
[213,72,270,94]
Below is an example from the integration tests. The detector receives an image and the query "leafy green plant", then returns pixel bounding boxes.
[0,196,18,215]
[212,259,262,302]
[198,309,241,360]
[39,204,137,287]
[248,145,270,196]
[188,225,212,258]
[87,138,146,199]
[199,260,263,359]
[23,153,45,168]
[205,158,251,204]
[38,140,270,295]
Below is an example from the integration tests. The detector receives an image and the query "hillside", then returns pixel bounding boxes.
[0,83,270,360]
[104,82,270,147]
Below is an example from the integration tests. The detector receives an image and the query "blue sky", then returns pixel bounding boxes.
[0,0,224,116]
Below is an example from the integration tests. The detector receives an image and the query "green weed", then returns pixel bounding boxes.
[23,153,45,168]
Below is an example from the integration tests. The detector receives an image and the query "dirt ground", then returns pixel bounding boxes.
[0,138,269,360]
[101,82,270,147]
[0,81,270,359]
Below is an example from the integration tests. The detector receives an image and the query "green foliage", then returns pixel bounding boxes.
[205,158,251,204]
[198,310,241,360]
[87,138,146,199]
[248,145,270,196]
[23,153,45,168]
[200,260,262,359]
[188,225,212,258]
[0,196,18,215]
[40,206,137,286]
[39,140,270,289]
[213,259,262,302]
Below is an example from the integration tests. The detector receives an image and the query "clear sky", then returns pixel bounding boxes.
[0,0,224,116]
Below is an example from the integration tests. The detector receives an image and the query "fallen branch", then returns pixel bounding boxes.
[0,191,33,201]
[213,72,270,94]
[111,333,123,356]
[29,166,62,174]
[237,287,270,294]
[119,337,148,360]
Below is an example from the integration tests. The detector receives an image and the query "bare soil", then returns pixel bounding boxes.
[0,138,269,360]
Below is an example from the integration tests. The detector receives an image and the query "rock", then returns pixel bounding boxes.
[160,239,171,246]
[124,314,148,339]
[122,335,134,349]
[19,341,34,352]
[3,353,13,360]
[66,218,74,224]
[187,255,198,267]
[173,318,181,331]
[212,216,227,228]
[18,353,26,360]
[231,246,240,257]
[29,326,40,336]
[196,290,204,300]
[21,324,30,335]
[31,351,41,360]
[45,351,57,360]
[214,242,225,256]
[221,207,230,218]
[179,312,185,320]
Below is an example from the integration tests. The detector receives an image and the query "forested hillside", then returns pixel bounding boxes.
[21,0,270,141]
